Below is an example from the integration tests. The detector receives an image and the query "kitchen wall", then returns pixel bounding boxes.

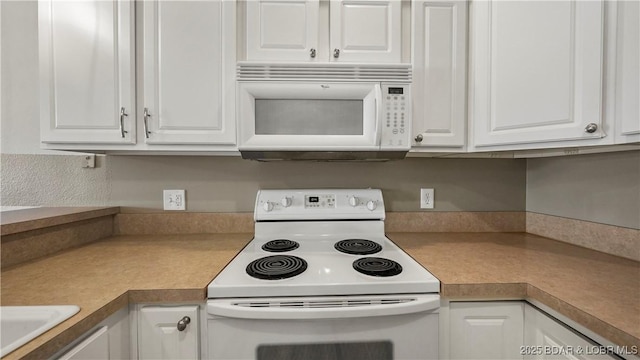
[527,151,640,230]
[0,0,526,213]
[1,1,637,232]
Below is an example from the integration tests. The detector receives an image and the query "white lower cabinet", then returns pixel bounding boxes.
[446,301,621,360]
[54,307,130,360]
[524,304,618,360]
[449,301,524,359]
[58,327,109,360]
[138,305,200,360]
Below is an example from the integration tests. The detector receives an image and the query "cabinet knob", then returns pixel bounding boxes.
[333,48,340,58]
[585,123,598,133]
[177,316,191,331]
[415,134,423,143]
[310,48,316,58]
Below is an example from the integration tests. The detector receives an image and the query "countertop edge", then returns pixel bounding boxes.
[0,207,120,236]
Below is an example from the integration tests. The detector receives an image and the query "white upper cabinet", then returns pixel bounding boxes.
[246,0,320,61]
[614,0,640,144]
[39,0,136,144]
[411,0,467,149]
[142,0,236,145]
[245,0,403,63]
[330,0,402,63]
[469,0,607,150]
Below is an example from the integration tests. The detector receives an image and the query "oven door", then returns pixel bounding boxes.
[206,294,439,360]
[237,82,382,151]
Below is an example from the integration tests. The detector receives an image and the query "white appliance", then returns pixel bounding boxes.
[236,64,412,161]
[207,189,440,360]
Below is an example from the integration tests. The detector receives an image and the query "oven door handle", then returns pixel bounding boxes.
[207,296,439,320]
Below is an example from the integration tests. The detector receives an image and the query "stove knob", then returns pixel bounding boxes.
[263,202,274,212]
[348,196,358,207]
[281,197,292,207]
[366,200,377,211]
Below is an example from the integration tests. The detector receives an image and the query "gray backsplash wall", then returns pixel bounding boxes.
[527,151,640,229]
[1,154,527,212]
[107,156,526,212]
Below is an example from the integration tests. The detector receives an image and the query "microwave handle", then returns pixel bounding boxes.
[374,84,382,146]
[207,296,439,320]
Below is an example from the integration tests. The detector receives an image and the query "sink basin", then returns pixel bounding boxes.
[0,305,79,357]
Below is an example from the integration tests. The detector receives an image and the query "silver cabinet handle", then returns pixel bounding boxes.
[333,48,340,58]
[585,123,598,133]
[415,134,423,143]
[310,48,316,58]
[177,316,191,331]
[143,108,151,139]
[119,107,128,138]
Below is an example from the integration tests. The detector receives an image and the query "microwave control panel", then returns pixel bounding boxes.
[380,83,411,150]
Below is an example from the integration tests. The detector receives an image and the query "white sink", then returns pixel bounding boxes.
[0,305,79,357]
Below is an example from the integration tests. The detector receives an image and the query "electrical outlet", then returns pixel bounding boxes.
[163,190,186,211]
[420,188,434,209]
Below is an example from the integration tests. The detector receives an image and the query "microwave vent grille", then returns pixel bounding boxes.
[237,62,411,82]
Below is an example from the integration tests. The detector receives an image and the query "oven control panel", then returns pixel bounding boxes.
[255,189,385,221]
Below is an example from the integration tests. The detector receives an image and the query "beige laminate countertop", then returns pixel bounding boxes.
[390,232,640,351]
[1,232,638,359]
[0,233,253,360]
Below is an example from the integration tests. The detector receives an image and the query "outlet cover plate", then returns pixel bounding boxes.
[163,190,186,211]
[420,188,434,209]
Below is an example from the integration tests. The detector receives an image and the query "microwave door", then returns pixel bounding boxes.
[238,82,380,151]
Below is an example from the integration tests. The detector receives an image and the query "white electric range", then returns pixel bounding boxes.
[206,189,440,360]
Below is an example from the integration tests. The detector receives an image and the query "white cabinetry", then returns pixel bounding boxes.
[39,0,136,145]
[58,327,109,360]
[614,0,640,144]
[411,0,467,150]
[54,307,130,360]
[142,0,235,145]
[246,0,319,61]
[138,305,199,360]
[39,0,236,151]
[469,0,608,150]
[245,0,403,63]
[449,301,524,359]
[524,304,618,360]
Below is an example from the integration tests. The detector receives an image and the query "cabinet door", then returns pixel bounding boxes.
[412,0,467,149]
[470,1,605,148]
[246,0,319,62]
[58,327,109,360]
[524,305,617,360]
[143,0,235,145]
[330,0,402,63]
[615,0,640,144]
[139,305,199,360]
[39,0,135,144]
[450,302,524,360]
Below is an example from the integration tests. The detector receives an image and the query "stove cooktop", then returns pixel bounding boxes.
[207,189,440,298]
[207,221,440,298]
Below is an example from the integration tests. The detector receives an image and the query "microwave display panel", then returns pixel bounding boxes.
[255,100,364,135]
[388,87,404,94]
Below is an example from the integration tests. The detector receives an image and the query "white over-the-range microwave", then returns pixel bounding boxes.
[236,64,412,161]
